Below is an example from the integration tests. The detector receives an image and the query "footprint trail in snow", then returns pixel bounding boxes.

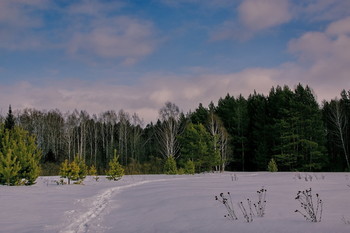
[60,179,169,233]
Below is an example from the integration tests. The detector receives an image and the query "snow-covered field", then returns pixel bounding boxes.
[1,172,350,233]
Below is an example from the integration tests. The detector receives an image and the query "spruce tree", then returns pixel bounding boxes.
[4,105,15,131]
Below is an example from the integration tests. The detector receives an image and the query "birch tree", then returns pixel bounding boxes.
[327,99,350,170]
[157,102,181,158]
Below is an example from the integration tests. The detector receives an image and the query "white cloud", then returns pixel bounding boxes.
[0,0,158,64]
[159,0,233,8]
[298,0,350,22]
[212,0,292,41]
[326,16,350,36]
[0,69,279,123]
[68,16,157,62]
[238,0,292,31]
[0,0,50,50]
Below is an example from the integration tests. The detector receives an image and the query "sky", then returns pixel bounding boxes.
[0,0,350,123]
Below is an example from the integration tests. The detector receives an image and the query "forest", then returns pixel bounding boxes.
[1,84,350,175]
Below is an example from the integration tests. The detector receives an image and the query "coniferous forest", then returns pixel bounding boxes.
[2,84,350,175]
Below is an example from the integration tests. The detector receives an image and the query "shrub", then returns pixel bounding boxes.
[177,168,185,175]
[164,156,177,175]
[267,158,278,172]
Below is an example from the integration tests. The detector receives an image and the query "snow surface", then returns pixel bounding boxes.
[1,172,350,233]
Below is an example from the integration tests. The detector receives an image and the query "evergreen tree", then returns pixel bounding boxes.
[74,156,88,181]
[247,92,269,170]
[60,159,80,184]
[4,105,15,131]
[184,159,195,174]
[106,149,124,180]
[88,164,97,176]
[0,126,41,185]
[190,103,209,125]
[267,158,278,172]
[269,85,327,171]
[178,123,217,172]
[164,156,177,175]
[0,131,21,185]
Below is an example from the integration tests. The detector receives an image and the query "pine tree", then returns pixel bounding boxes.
[74,156,88,181]
[0,126,41,185]
[60,159,80,184]
[164,156,177,175]
[88,165,97,176]
[184,160,195,174]
[0,147,21,185]
[267,158,278,172]
[88,164,99,181]
[106,149,124,181]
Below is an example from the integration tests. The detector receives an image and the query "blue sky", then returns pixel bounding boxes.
[1,0,350,123]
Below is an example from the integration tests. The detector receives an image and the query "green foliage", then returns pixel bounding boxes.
[40,162,60,176]
[88,165,97,176]
[164,156,177,175]
[267,158,278,172]
[59,156,87,184]
[0,147,21,185]
[3,84,347,173]
[74,156,88,180]
[184,160,195,174]
[106,149,124,181]
[177,168,185,175]
[178,123,217,172]
[0,126,41,185]
[60,159,78,184]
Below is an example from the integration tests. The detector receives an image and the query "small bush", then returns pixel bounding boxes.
[177,168,185,175]
[106,150,124,181]
[184,160,195,175]
[88,165,99,181]
[267,158,278,172]
[164,156,177,175]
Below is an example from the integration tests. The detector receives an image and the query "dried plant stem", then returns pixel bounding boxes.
[295,188,323,222]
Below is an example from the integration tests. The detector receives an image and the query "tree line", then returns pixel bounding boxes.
[1,84,349,174]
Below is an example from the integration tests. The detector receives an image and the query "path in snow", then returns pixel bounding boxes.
[59,178,172,233]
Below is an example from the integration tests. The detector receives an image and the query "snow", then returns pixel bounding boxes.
[1,172,350,233]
